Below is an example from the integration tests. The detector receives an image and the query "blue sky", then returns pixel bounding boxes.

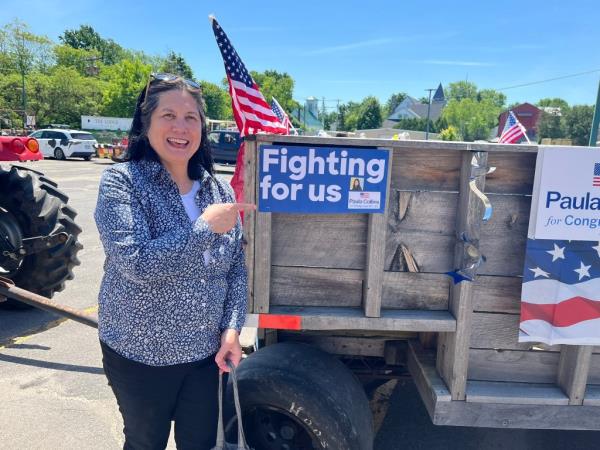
[2,0,600,112]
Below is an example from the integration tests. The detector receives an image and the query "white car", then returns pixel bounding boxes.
[28,129,97,160]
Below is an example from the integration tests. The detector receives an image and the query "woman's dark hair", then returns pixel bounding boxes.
[123,76,214,178]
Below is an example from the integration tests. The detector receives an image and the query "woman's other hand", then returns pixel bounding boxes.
[201,203,255,234]
[215,328,242,372]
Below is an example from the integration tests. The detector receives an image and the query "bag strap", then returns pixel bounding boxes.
[215,360,248,450]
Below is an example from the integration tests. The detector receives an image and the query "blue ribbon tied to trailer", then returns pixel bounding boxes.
[258,145,389,214]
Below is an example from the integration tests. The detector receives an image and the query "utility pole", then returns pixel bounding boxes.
[425,88,435,140]
[21,34,26,129]
[590,78,600,147]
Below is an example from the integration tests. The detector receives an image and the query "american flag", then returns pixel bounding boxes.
[499,111,527,144]
[210,16,287,203]
[271,97,295,135]
[519,238,600,345]
[593,163,600,187]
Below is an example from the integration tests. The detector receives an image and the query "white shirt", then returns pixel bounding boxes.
[180,180,201,221]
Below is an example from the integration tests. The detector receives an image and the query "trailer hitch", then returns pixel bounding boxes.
[1,232,69,261]
[0,276,98,329]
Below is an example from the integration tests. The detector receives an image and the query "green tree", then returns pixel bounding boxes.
[60,25,124,65]
[393,117,436,132]
[28,67,104,127]
[201,80,232,120]
[536,98,571,142]
[159,51,194,79]
[443,97,501,141]
[356,96,382,130]
[54,44,103,76]
[564,105,594,146]
[537,97,570,110]
[446,81,478,101]
[384,92,407,117]
[338,101,361,131]
[100,58,151,117]
[441,82,505,141]
[250,70,299,115]
[478,89,506,108]
[440,126,460,141]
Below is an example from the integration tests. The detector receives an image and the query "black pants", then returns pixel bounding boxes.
[101,341,219,450]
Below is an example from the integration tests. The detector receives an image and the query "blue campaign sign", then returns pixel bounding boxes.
[258,145,389,214]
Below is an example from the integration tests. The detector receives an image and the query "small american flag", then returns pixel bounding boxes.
[499,111,527,144]
[594,163,600,187]
[210,16,288,203]
[271,97,296,135]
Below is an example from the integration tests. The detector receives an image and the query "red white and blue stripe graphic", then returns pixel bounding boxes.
[519,238,600,344]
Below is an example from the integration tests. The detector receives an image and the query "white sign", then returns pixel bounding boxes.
[81,115,132,131]
[529,146,600,241]
[26,115,36,127]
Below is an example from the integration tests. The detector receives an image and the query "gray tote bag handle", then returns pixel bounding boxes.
[213,360,250,450]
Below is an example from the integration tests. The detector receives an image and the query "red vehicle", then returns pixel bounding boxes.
[0,135,42,161]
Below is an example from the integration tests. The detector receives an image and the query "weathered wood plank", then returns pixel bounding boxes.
[278,332,387,357]
[583,385,600,406]
[270,191,529,275]
[468,349,559,383]
[271,266,362,308]
[390,149,461,192]
[470,312,527,350]
[382,272,449,310]
[557,345,593,405]
[485,151,536,195]
[243,138,257,312]
[407,336,600,430]
[472,275,521,314]
[479,194,531,276]
[252,133,539,154]
[433,400,600,430]
[588,354,600,384]
[469,313,563,351]
[268,306,456,332]
[438,151,488,400]
[363,148,393,317]
[271,213,367,269]
[407,340,452,418]
[384,191,530,276]
[253,140,273,314]
[466,380,568,405]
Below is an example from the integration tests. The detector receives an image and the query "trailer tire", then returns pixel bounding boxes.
[226,342,373,450]
[0,165,82,308]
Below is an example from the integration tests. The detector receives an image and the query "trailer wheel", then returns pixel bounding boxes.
[0,165,82,308]
[226,342,373,450]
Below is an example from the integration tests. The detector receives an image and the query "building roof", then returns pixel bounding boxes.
[387,95,446,122]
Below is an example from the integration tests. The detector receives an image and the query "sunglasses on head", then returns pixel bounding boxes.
[144,72,201,100]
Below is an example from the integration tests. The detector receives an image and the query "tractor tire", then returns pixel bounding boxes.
[0,164,82,308]
[226,342,374,450]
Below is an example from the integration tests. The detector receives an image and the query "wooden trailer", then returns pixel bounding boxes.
[232,134,600,450]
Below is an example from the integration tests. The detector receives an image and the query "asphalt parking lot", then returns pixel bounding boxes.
[1,158,598,449]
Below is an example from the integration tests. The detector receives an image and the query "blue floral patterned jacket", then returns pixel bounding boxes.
[94,158,247,366]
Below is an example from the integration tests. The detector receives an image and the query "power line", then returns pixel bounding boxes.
[497,68,600,91]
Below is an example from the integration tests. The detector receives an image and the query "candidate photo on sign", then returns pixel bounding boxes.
[350,177,364,191]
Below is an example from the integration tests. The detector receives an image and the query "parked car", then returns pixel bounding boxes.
[28,129,97,160]
[208,130,240,164]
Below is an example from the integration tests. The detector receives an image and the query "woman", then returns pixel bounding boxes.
[94,73,253,450]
